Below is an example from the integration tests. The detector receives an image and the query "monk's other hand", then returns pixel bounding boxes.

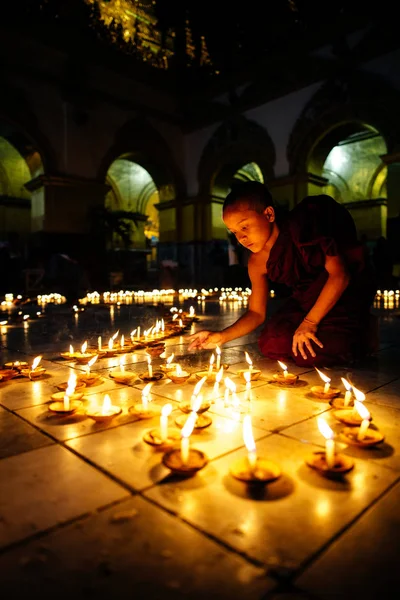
[292,321,323,360]
[187,330,222,351]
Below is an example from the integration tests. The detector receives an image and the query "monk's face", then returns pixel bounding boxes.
[223,202,276,253]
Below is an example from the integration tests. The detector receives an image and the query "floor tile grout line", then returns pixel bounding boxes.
[0,497,129,557]
[290,473,400,582]
[137,492,272,574]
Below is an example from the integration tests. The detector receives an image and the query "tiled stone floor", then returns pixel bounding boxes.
[0,298,399,599]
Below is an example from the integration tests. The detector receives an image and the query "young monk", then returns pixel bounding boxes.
[187,181,376,367]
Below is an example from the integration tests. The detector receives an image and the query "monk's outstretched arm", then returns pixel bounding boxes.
[187,255,268,350]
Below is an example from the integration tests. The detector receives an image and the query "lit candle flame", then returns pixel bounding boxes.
[193,375,207,396]
[86,354,98,373]
[102,394,112,415]
[243,414,257,470]
[315,367,331,393]
[31,356,42,371]
[245,351,253,370]
[341,377,352,406]
[208,353,215,374]
[160,403,173,441]
[278,360,288,377]
[317,417,335,468]
[81,341,87,354]
[142,382,152,409]
[180,412,197,465]
[147,355,153,378]
[167,353,175,365]
[69,344,74,355]
[216,346,221,370]
[355,400,371,441]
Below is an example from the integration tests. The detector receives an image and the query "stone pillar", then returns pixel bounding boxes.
[24,174,110,288]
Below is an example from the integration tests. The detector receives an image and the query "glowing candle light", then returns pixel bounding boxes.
[147,356,153,378]
[317,417,335,468]
[64,372,77,411]
[352,386,366,417]
[142,382,152,410]
[31,355,42,372]
[98,336,102,351]
[315,368,331,394]
[160,403,173,441]
[215,346,221,370]
[137,326,141,340]
[69,344,74,356]
[120,334,125,348]
[355,401,371,440]
[81,341,88,354]
[341,377,352,407]
[180,412,197,465]
[278,360,288,378]
[208,353,215,375]
[244,370,251,402]
[244,351,253,372]
[130,329,137,342]
[243,414,257,471]
[86,354,98,375]
[213,366,224,396]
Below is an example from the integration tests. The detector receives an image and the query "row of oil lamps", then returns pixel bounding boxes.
[1,339,383,482]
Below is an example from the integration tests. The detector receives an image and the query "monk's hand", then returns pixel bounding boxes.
[187,330,223,351]
[292,320,323,360]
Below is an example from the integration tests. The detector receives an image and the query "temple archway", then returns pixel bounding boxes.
[287,73,400,240]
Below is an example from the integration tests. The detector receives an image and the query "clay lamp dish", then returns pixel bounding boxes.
[138,371,164,383]
[330,396,352,409]
[74,352,97,365]
[194,367,228,383]
[57,380,86,393]
[175,411,212,430]
[78,372,102,386]
[179,400,211,415]
[310,385,341,399]
[306,451,354,475]
[128,403,161,419]
[333,409,371,426]
[237,368,261,382]
[230,457,282,484]
[109,371,136,385]
[143,428,181,450]
[48,399,83,415]
[59,352,76,360]
[272,372,299,385]
[100,348,118,358]
[0,369,18,382]
[4,361,28,372]
[86,405,122,423]
[50,390,84,403]
[340,427,384,447]
[159,362,180,374]
[162,448,208,475]
[167,370,191,384]
[21,367,46,380]
[145,344,166,358]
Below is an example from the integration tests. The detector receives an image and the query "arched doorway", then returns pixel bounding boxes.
[105,158,160,269]
[0,124,44,239]
[308,123,388,239]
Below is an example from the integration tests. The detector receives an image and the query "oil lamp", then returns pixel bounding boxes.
[110,356,135,384]
[49,372,82,414]
[340,401,384,447]
[21,355,46,379]
[163,411,208,475]
[129,382,161,419]
[86,393,122,423]
[306,417,354,474]
[237,351,261,382]
[310,368,340,399]
[143,403,181,449]
[272,360,298,385]
[230,415,281,483]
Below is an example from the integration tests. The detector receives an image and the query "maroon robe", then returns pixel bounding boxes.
[258,195,376,367]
